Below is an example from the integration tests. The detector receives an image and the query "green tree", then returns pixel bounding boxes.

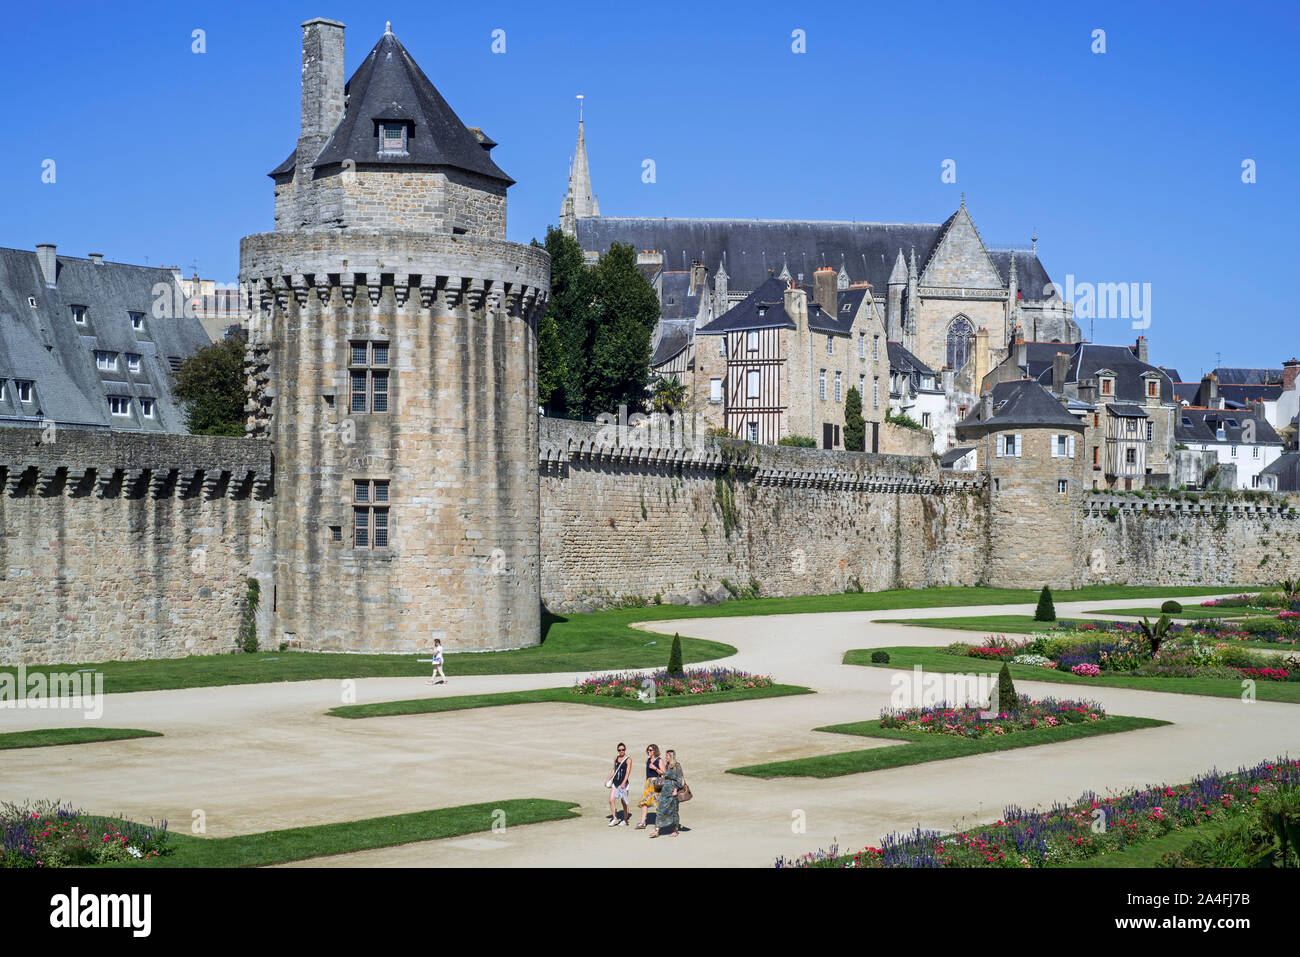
[997,662,1019,715]
[588,242,660,415]
[1034,585,1056,622]
[844,386,865,452]
[536,228,597,418]
[536,312,566,412]
[667,633,684,675]
[173,333,246,436]
[650,374,687,414]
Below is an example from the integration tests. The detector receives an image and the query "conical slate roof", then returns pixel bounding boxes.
[281,28,513,185]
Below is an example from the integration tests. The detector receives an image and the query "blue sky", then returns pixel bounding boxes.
[3,0,1296,375]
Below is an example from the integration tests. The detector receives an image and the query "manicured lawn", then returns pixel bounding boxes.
[329,683,812,718]
[129,799,580,867]
[6,584,1252,694]
[847,646,1300,702]
[0,728,162,751]
[728,715,1167,778]
[874,614,1296,650]
[1058,820,1235,868]
[1091,606,1255,620]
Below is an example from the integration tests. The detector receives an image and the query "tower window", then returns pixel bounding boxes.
[378,121,409,155]
[354,480,391,549]
[350,341,390,413]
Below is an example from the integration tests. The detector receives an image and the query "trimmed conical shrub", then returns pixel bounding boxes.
[997,662,1019,715]
[667,633,684,675]
[1034,585,1056,622]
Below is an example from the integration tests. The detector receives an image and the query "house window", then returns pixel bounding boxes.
[1058,479,1069,494]
[819,369,826,401]
[873,335,879,360]
[350,341,390,413]
[1094,413,1100,428]
[1147,380,1158,397]
[747,330,759,352]
[1054,435,1070,457]
[95,351,118,372]
[710,378,723,403]
[719,337,726,357]
[1093,446,1100,468]
[127,354,142,374]
[1253,446,1259,459]
[999,434,1021,457]
[827,336,834,356]
[353,480,391,549]
[1146,422,1153,441]
[17,381,33,403]
[1126,448,1137,465]
[835,371,842,402]
[140,397,155,418]
[958,405,968,419]
[872,378,879,409]
[130,312,144,331]
[1231,445,1237,457]
[108,396,131,417]
[1101,379,1113,395]
[746,369,760,399]
[71,305,88,325]
[747,422,758,442]
[1126,418,1137,433]
[858,333,864,358]
[921,412,931,428]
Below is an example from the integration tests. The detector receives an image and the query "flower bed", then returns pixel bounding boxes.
[1234,667,1290,681]
[777,757,1300,868]
[572,667,774,699]
[966,646,1015,660]
[878,695,1105,739]
[1,800,170,868]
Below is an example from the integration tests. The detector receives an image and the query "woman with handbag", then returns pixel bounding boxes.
[605,742,631,826]
[635,744,664,830]
[649,749,686,839]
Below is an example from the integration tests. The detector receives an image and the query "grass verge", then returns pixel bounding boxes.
[329,683,812,718]
[0,728,162,751]
[728,715,1167,778]
[5,585,1250,694]
[846,646,1300,702]
[132,799,580,867]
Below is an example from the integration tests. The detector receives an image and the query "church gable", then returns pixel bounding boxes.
[920,206,1003,290]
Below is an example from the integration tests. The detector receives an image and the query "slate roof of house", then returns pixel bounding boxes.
[650,318,693,367]
[958,379,1083,431]
[1217,383,1283,405]
[938,445,975,467]
[1210,367,1282,385]
[887,341,936,378]
[271,29,513,185]
[574,217,1057,298]
[1160,367,1182,382]
[1261,452,1300,491]
[1108,403,1149,418]
[1031,342,1176,404]
[1173,382,1200,404]
[0,247,211,432]
[1175,409,1282,445]
[695,277,837,335]
[659,271,703,321]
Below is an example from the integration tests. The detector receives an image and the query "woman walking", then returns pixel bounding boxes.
[606,742,631,826]
[636,744,664,830]
[649,749,684,838]
[425,638,446,685]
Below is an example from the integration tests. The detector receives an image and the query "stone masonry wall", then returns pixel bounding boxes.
[539,418,987,610]
[0,429,271,665]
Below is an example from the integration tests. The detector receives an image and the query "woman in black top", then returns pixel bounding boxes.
[606,742,631,826]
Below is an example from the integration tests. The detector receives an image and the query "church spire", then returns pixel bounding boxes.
[560,96,599,237]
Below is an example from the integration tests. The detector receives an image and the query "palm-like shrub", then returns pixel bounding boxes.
[1139,614,1174,656]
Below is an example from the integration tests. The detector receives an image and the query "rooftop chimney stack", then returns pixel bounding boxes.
[35,244,57,287]
[1135,335,1149,364]
[981,392,993,421]
[813,266,837,318]
[1052,352,1069,395]
[689,260,707,297]
[1201,373,1220,409]
[298,18,346,180]
[88,252,103,265]
[1283,358,1300,394]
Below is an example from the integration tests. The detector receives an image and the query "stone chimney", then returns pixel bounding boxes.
[1283,357,1300,393]
[88,252,103,265]
[297,18,346,181]
[1201,373,1219,409]
[1052,352,1069,394]
[981,392,993,421]
[689,260,707,297]
[813,266,837,318]
[1135,335,1149,364]
[35,244,57,287]
[784,284,808,330]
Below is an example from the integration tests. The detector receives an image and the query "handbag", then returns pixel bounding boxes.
[677,782,692,803]
[652,776,664,791]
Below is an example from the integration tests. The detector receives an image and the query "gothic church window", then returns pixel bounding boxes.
[946,316,974,371]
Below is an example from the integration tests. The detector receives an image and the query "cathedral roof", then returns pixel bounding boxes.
[273,28,513,184]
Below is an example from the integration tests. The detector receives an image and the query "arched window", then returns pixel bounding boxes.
[947,316,974,370]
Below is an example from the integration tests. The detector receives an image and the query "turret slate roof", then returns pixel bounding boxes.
[272,29,513,185]
[959,379,1083,432]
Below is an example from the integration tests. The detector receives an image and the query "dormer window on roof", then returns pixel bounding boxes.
[377,120,409,156]
[71,305,87,325]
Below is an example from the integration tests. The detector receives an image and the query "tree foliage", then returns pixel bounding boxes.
[535,229,659,418]
[667,633,684,675]
[997,662,1018,715]
[844,386,865,452]
[1034,585,1056,622]
[173,332,246,436]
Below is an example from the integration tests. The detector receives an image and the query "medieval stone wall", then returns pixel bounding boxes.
[0,430,271,665]
[538,418,987,610]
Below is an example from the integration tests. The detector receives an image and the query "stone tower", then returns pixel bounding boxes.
[240,19,551,653]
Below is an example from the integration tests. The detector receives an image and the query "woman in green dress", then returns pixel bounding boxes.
[649,749,684,838]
